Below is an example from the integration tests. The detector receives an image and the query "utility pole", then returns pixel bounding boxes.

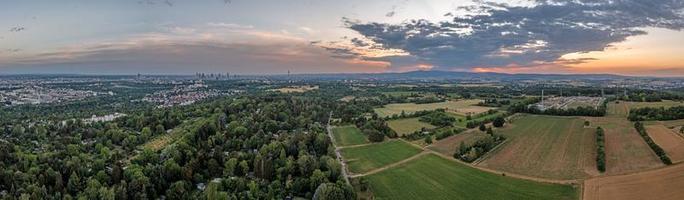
[541,89,545,110]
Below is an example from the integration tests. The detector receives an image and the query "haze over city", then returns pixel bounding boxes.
[1,0,683,76]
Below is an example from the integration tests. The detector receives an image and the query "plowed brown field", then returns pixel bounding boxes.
[646,125,684,163]
[584,163,684,200]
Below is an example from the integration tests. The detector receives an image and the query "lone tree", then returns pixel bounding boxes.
[493,116,505,127]
[479,123,487,132]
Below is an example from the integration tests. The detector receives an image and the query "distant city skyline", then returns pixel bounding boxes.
[1,0,683,76]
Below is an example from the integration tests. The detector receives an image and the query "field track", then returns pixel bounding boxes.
[341,140,422,174]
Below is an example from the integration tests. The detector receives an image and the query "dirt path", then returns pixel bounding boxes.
[344,135,580,185]
[338,142,377,149]
[429,151,580,185]
[327,111,350,185]
[349,151,429,178]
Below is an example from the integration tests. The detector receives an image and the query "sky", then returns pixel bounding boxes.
[1,0,683,76]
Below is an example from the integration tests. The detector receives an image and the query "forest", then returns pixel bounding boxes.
[0,93,356,199]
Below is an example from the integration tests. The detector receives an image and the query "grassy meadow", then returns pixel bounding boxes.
[331,125,368,147]
[366,153,578,200]
[341,140,422,174]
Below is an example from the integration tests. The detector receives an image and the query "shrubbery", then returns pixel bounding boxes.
[477,98,511,107]
[492,116,505,127]
[435,128,465,140]
[419,111,456,127]
[453,132,505,163]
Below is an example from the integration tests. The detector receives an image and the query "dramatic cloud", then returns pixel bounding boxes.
[0,24,389,74]
[337,0,684,71]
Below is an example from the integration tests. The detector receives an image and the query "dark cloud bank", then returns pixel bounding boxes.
[341,0,684,71]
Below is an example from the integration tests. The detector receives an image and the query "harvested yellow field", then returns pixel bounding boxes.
[374,99,494,117]
[270,85,319,93]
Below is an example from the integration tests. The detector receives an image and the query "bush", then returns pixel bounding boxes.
[492,116,505,127]
[478,123,486,132]
[424,135,432,144]
[453,134,505,163]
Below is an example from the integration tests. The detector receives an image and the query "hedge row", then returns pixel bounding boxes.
[596,127,606,172]
[634,121,672,165]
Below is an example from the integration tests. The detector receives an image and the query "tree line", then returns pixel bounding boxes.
[595,127,606,172]
[634,121,672,165]
[628,106,684,121]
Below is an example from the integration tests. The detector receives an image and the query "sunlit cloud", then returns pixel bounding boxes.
[331,0,684,74]
[0,23,387,74]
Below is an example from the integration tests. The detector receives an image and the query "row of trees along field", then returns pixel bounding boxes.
[628,106,684,121]
[596,127,606,172]
[0,94,355,200]
[634,121,672,165]
[465,110,507,129]
[619,90,684,102]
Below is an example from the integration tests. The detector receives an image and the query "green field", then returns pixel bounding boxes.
[386,117,436,136]
[341,140,422,174]
[374,99,492,117]
[478,115,597,179]
[366,153,578,200]
[331,125,368,146]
